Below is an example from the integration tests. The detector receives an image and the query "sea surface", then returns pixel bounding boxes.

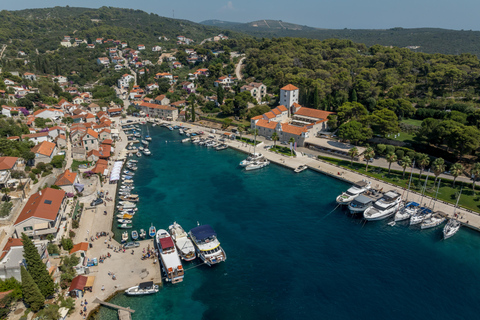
[98,125,480,320]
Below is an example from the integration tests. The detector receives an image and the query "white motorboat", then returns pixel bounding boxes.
[192,138,200,144]
[125,281,159,295]
[239,153,264,167]
[143,149,151,156]
[245,160,270,171]
[394,201,420,222]
[189,224,226,267]
[182,138,190,143]
[118,219,132,224]
[139,229,147,239]
[169,222,196,261]
[421,211,447,229]
[128,160,138,163]
[179,129,184,135]
[410,207,433,225]
[136,152,142,157]
[156,229,184,283]
[348,194,374,215]
[336,181,371,205]
[443,219,461,239]
[141,140,149,146]
[138,146,144,151]
[363,191,402,221]
[216,144,228,151]
[122,231,129,242]
[294,165,308,173]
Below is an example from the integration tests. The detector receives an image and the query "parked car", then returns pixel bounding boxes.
[124,242,140,249]
[90,198,104,206]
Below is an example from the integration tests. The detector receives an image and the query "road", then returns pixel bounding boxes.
[235,57,246,80]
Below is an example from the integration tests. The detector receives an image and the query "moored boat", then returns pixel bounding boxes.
[336,181,371,205]
[149,224,156,238]
[363,190,402,221]
[125,281,159,296]
[443,218,461,239]
[139,229,146,239]
[118,223,132,229]
[410,207,432,225]
[189,224,226,266]
[131,230,139,240]
[348,194,374,215]
[294,165,308,173]
[239,153,264,167]
[122,231,129,243]
[394,201,420,222]
[245,160,270,171]
[421,211,447,229]
[169,222,196,261]
[156,229,184,283]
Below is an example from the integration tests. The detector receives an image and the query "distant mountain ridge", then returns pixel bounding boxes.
[200,19,480,56]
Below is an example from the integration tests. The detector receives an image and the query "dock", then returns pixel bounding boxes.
[93,298,135,320]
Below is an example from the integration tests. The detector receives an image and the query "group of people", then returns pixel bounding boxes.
[141,245,158,261]
[79,300,88,319]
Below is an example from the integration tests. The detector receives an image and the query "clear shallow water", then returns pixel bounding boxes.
[99,126,480,320]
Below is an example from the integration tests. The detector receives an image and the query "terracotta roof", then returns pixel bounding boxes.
[256,119,277,130]
[86,113,95,119]
[0,157,18,170]
[102,139,113,145]
[108,108,122,113]
[87,149,101,158]
[48,126,65,132]
[7,136,20,140]
[277,105,288,112]
[0,238,23,260]
[85,128,99,139]
[292,102,302,108]
[92,159,108,174]
[281,123,307,136]
[69,275,88,292]
[281,84,299,91]
[141,102,176,111]
[294,107,334,120]
[251,115,263,120]
[264,112,276,119]
[22,132,48,139]
[70,242,89,254]
[31,141,56,157]
[14,188,66,225]
[54,169,77,186]
[155,95,166,101]
[271,108,281,116]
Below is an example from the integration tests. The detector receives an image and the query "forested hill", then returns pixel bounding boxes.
[201,20,480,56]
[0,6,238,53]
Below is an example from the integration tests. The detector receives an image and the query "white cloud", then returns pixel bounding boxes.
[219,1,236,12]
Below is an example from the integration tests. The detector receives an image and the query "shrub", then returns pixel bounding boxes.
[406,151,416,160]
[376,144,386,154]
[68,230,75,239]
[25,166,31,172]
[36,162,46,172]
[385,145,395,155]
[72,220,79,229]
[11,170,26,179]
[31,168,40,175]
[47,243,60,255]
[41,171,51,177]
[395,150,405,159]
[61,237,74,251]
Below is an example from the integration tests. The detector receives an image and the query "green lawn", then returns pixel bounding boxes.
[318,156,480,213]
[270,145,296,157]
[71,160,89,172]
[236,137,261,145]
[387,131,416,142]
[401,119,423,127]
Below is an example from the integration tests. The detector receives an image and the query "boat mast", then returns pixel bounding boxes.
[418,170,429,207]
[431,179,441,211]
[253,125,257,154]
[452,187,463,216]
[405,160,415,202]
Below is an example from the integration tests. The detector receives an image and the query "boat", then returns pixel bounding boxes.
[141,140,149,146]
[348,194,374,215]
[245,160,270,171]
[138,146,144,151]
[421,211,447,229]
[122,231,129,243]
[394,201,420,222]
[189,224,226,267]
[116,214,133,219]
[128,160,138,164]
[336,181,371,205]
[156,229,184,283]
[169,222,196,261]
[145,136,152,141]
[143,149,151,156]
[410,207,433,225]
[294,165,308,173]
[131,230,139,240]
[363,190,402,221]
[120,194,139,202]
[443,219,461,239]
[149,224,156,238]
[179,129,184,135]
[140,229,146,239]
[182,138,190,143]
[118,219,132,224]
[136,152,142,157]
[125,281,159,296]
[216,144,228,151]
[118,223,133,229]
[168,126,173,131]
[239,153,264,167]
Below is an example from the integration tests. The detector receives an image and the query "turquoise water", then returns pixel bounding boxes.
[99,125,480,320]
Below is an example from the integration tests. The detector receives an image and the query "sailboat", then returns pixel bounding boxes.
[395,161,420,221]
[410,171,432,225]
[443,187,462,239]
[421,180,446,229]
[239,127,265,167]
[145,124,152,141]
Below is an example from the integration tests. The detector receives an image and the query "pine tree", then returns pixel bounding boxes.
[217,86,224,105]
[351,89,358,102]
[21,234,55,298]
[20,266,44,312]
[313,86,320,109]
[191,103,196,122]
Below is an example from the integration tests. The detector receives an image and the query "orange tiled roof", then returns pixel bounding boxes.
[31,141,56,157]
[277,105,288,112]
[92,159,108,174]
[281,123,307,136]
[141,102,176,111]
[251,115,263,120]
[281,84,299,91]
[70,242,89,254]
[264,112,276,119]
[14,188,66,225]
[256,119,277,130]
[54,169,77,186]
[85,128,99,139]
[294,107,334,120]
[22,132,49,139]
[0,157,18,170]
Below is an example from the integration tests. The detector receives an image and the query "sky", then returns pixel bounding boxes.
[4,0,480,30]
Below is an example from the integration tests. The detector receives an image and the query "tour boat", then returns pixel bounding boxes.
[131,230,139,240]
[189,224,226,267]
[156,229,184,283]
[149,224,156,238]
[122,231,129,243]
[125,281,159,296]
[363,191,402,221]
[336,181,371,205]
[348,194,374,215]
[410,207,433,225]
[245,160,270,171]
[169,222,196,261]
[394,201,420,222]
[294,165,308,173]
[239,153,264,167]
[421,212,447,229]
[118,223,133,229]
[443,219,461,239]
[139,229,147,239]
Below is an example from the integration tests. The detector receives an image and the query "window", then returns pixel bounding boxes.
[23,226,33,231]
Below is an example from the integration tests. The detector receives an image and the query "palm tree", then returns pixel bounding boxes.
[272,132,279,148]
[363,147,375,172]
[417,153,430,181]
[386,152,397,174]
[432,158,446,187]
[347,147,358,166]
[288,137,295,156]
[471,163,480,190]
[401,156,412,178]
[450,163,464,187]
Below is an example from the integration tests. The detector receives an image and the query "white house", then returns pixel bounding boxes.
[53,75,68,83]
[214,76,237,88]
[138,45,146,50]
[97,57,110,66]
[118,74,135,89]
[0,238,49,281]
[3,79,15,86]
[23,72,37,81]
[33,108,64,120]
[1,106,24,117]
[152,46,162,52]
[279,84,299,113]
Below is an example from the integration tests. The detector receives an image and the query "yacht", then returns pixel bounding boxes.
[169,222,196,261]
[348,194,374,215]
[156,229,184,283]
[394,201,420,222]
[421,212,447,229]
[125,281,159,296]
[443,219,461,239]
[239,153,264,167]
[294,165,308,173]
[336,181,371,205]
[245,160,270,171]
[410,207,433,225]
[363,191,402,221]
[189,224,226,267]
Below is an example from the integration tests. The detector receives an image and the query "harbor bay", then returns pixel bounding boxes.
[101,125,480,320]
